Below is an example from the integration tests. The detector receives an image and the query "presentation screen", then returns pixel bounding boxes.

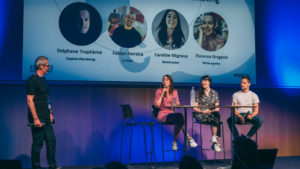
[22,0,255,84]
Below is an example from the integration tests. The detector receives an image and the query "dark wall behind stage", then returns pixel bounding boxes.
[0,84,300,168]
[0,0,300,168]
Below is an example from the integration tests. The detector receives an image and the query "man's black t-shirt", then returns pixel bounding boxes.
[26,74,50,123]
[111,26,142,48]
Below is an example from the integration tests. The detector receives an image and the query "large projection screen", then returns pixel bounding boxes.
[22,0,255,84]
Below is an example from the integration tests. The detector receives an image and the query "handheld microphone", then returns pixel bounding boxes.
[27,122,45,126]
[163,85,167,97]
[27,121,55,126]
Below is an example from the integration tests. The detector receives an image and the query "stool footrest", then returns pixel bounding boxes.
[163,149,185,152]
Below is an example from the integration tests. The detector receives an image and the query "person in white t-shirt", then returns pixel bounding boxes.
[227,75,264,139]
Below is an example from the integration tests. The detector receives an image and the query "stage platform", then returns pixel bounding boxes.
[25,156,300,169]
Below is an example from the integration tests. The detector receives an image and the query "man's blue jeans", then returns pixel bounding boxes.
[227,113,264,138]
[31,124,56,169]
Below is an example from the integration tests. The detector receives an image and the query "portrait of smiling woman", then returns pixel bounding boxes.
[152,9,189,50]
[194,12,228,51]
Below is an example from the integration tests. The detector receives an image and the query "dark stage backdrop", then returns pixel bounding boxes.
[0,84,299,168]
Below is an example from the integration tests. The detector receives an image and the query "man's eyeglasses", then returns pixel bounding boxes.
[43,64,50,67]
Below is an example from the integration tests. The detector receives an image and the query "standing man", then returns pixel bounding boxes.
[111,12,142,48]
[26,56,57,169]
[227,75,264,139]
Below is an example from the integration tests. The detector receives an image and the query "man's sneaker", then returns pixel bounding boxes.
[210,136,218,143]
[214,143,222,152]
[188,138,198,148]
[172,141,178,151]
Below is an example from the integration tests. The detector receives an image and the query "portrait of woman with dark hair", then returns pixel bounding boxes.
[194,12,228,51]
[154,9,187,50]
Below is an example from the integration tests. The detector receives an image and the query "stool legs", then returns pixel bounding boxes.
[143,125,148,164]
[256,132,258,144]
[120,123,124,161]
[120,123,155,168]
[144,124,156,167]
[161,124,176,165]
[222,123,226,159]
[191,122,226,160]
[129,125,133,167]
[199,123,203,159]
[150,125,156,167]
[161,124,165,163]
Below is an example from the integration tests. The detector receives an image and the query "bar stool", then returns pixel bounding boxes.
[152,105,184,164]
[230,111,259,143]
[236,122,258,143]
[120,104,155,168]
[191,112,226,160]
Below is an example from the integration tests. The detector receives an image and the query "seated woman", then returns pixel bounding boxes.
[193,75,222,152]
[155,74,197,151]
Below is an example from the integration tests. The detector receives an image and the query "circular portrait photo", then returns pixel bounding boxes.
[193,12,228,51]
[59,2,102,46]
[107,6,147,48]
[152,9,189,50]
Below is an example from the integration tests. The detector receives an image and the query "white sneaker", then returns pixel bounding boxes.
[172,141,178,151]
[188,138,198,148]
[214,143,222,152]
[210,136,218,143]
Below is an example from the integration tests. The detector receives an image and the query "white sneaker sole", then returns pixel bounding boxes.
[189,144,198,148]
[213,143,222,152]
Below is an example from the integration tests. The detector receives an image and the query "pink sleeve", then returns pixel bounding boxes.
[174,90,180,105]
[154,88,163,108]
